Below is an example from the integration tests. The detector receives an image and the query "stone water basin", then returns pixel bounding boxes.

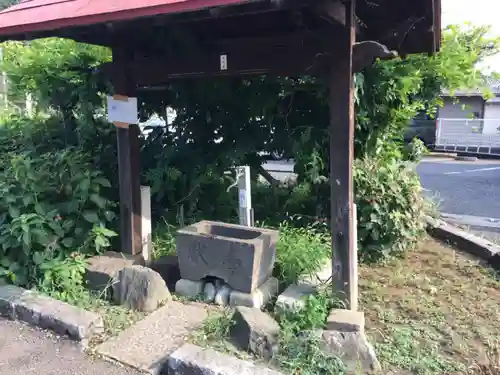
[176,221,279,293]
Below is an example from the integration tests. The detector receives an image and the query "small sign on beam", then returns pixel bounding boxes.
[107,95,138,128]
[220,54,228,71]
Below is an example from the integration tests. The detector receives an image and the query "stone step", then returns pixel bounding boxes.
[96,301,212,375]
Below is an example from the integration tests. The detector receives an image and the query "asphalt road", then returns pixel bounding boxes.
[417,158,500,219]
[263,157,500,221]
[0,318,139,375]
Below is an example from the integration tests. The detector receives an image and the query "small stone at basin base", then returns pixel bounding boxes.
[175,279,204,298]
[214,285,231,306]
[229,277,278,308]
[203,283,216,302]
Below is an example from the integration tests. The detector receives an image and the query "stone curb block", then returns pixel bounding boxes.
[0,285,103,341]
[454,156,477,162]
[426,152,457,159]
[166,343,284,375]
[425,216,500,264]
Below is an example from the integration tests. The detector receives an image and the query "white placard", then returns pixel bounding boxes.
[220,54,227,71]
[107,96,139,124]
[239,189,247,208]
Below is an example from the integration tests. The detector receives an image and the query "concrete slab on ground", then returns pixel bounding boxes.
[0,317,140,375]
[96,300,212,375]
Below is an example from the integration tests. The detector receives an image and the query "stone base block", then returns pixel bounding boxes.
[321,330,380,373]
[275,283,316,313]
[85,251,144,296]
[326,309,365,333]
[175,279,204,298]
[229,277,278,309]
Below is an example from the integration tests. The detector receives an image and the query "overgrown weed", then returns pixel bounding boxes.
[273,222,330,285]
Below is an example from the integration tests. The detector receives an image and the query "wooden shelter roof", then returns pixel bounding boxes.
[0,0,441,55]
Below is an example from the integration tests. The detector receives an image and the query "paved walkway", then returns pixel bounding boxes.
[0,318,140,375]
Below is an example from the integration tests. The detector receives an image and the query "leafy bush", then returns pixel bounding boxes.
[0,149,117,286]
[404,137,429,162]
[354,157,426,263]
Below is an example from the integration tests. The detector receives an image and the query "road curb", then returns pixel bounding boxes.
[427,152,457,159]
[425,216,500,268]
[454,156,478,162]
[0,285,104,342]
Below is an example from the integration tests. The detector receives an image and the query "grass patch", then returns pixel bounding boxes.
[361,237,500,375]
[274,223,330,285]
[275,289,346,375]
[190,287,347,375]
[189,308,253,359]
[152,220,177,259]
[41,285,146,346]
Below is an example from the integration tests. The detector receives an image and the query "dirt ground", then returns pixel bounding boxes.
[360,237,500,375]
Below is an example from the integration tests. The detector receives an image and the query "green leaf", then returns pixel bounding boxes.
[90,194,107,208]
[94,177,111,188]
[48,222,65,237]
[22,231,31,248]
[9,206,20,218]
[61,237,74,248]
[83,211,100,224]
[79,178,91,192]
[0,257,11,268]
[98,227,118,237]
[104,210,116,221]
[22,195,34,206]
[5,194,16,203]
[34,203,45,215]
[32,229,51,246]
[94,235,108,250]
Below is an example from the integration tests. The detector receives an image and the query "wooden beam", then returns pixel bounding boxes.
[314,0,361,35]
[112,49,143,256]
[329,0,357,310]
[103,35,333,84]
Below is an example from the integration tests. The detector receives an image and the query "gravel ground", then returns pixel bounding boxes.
[0,318,140,375]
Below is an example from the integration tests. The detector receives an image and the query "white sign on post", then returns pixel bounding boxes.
[106,95,139,126]
[239,189,247,208]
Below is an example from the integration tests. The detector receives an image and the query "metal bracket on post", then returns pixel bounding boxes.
[237,166,252,227]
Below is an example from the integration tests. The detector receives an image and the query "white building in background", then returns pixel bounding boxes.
[435,81,500,155]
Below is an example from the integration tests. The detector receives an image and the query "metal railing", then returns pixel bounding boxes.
[435,118,500,156]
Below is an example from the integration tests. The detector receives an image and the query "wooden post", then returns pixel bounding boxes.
[329,0,357,310]
[112,54,142,255]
